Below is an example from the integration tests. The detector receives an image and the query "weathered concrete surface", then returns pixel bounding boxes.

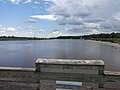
[36,58,105,75]
[0,70,120,83]
[0,67,35,78]
[40,80,56,90]
[0,59,118,83]
[36,58,104,65]
[104,71,120,76]
[0,58,120,90]
[0,67,35,71]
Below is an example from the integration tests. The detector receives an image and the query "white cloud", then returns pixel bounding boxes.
[4,0,120,36]
[16,27,22,30]
[42,0,105,26]
[52,30,62,36]
[0,26,16,36]
[24,19,37,24]
[34,1,40,4]
[9,0,32,4]
[100,18,120,32]
[52,31,59,34]
[7,27,15,32]
[84,23,100,29]
[56,16,83,25]
[9,0,22,4]
[48,1,91,16]
[42,0,120,35]
[26,27,44,32]
[30,15,57,21]
[24,0,32,4]
[0,26,6,32]
[0,25,46,37]
[14,27,45,37]
[112,12,120,21]
[40,29,44,32]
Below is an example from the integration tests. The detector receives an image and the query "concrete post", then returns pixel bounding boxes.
[98,66,105,88]
[35,59,56,90]
[35,58,105,89]
[36,79,40,90]
[40,80,56,90]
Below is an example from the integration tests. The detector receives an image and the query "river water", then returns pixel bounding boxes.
[0,39,120,71]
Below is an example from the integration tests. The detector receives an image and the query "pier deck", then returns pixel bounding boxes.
[0,58,119,90]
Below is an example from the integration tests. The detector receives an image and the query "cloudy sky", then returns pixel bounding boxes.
[0,0,120,37]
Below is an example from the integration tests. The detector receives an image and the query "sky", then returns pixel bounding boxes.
[0,0,120,38]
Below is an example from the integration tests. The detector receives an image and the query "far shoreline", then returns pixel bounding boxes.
[87,39,120,48]
[0,36,120,48]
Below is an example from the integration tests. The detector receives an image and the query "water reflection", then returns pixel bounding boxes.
[0,40,120,71]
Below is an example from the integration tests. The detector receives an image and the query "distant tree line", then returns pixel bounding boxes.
[82,32,120,39]
[54,32,120,39]
[53,32,120,43]
[54,35,82,39]
[0,36,47,40]
[0,33,120,43]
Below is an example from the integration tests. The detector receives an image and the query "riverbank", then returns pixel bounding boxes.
[91,38,120,44]
[87,39,120,48]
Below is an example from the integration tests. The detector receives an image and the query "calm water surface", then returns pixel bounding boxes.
[0,39,120,71]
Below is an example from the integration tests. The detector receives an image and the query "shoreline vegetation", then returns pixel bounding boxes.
[54,32,120,44]
[0,36,48,40]
[0,32,120,44]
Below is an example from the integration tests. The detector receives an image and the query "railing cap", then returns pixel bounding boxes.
[36,58,104,66]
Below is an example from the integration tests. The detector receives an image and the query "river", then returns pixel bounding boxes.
[0,39,120,71]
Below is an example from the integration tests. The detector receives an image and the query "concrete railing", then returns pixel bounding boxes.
[36,58,105,75]
[0,58,120,90]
